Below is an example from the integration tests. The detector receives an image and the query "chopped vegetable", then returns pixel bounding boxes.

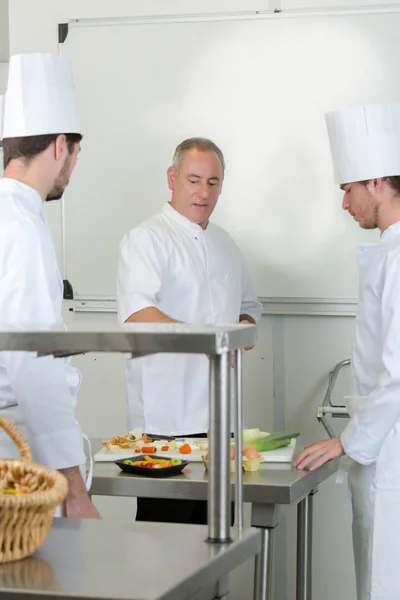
[161,445,169,451]
[171,458,182,466]
[251,431,300,452]
[242,429,262,443]
[129,427,143,440]
[179,443,192,454]
[141,446,157,453]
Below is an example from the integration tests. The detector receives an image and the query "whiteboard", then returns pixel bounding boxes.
[60,10,400,299]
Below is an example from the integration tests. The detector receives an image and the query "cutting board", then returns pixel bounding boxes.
[94,439,296,464]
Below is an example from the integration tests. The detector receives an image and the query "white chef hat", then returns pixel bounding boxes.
[325,103,400,185]
[0,53,81,141]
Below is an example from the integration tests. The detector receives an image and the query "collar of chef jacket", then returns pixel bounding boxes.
[162,202,207,235]
[380,220,400,245]
[1,178,43,216]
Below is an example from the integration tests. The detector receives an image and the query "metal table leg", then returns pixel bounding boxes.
[208,352,231,543]
[296,492,314,600]
[254,528,274,600]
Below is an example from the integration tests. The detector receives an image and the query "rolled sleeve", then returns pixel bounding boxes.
[117,228,164,323]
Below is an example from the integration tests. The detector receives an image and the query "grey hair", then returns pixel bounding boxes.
[172,137,225,175]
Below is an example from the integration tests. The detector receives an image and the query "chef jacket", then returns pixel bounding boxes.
[0,178,85,469]
[117,202,262,435]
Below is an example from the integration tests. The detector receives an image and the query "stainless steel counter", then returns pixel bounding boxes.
[0,519,261,600]
[91,453,338,506]
[90,441,339,600]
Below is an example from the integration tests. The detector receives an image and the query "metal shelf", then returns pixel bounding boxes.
[0,322,256,358]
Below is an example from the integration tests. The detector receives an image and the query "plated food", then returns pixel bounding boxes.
[115,454,189,478]
[123,456,183,469]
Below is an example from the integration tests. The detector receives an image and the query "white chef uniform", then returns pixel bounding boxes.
[117,202,262,436]
[326,103,400,600]
[0,54,92,503]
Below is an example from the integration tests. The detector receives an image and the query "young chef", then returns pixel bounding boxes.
[295,103,400,600]
[117,137,262,524]
[0,53,100,518]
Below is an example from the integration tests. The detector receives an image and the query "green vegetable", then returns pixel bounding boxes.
[251,430,300,452]
[171,458,182,466]
[123,459,133,464]
[242,429,262,444]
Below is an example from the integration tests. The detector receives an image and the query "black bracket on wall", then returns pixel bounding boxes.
[58,23,69,44]
[63,280,74,300]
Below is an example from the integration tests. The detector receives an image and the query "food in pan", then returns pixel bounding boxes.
[122,456,182,469]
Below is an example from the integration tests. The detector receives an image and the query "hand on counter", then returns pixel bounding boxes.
[64,495,101,519]
[294,436,345,471]
[60,466,101,519]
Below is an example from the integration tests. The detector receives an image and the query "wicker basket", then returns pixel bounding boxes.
[0,416,69,564]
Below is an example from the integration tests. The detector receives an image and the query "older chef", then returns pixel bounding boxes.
[117,137,262,523]
[0,53,99,519]
[295,104,400,600]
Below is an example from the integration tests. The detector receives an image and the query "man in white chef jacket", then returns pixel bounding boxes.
[295,104,400,600]
[0,53,100,519]
[117,137,262,523]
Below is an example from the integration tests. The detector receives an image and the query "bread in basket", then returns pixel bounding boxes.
[0,415,69,564]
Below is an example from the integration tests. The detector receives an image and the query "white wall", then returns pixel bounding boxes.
[0,0,8,62]
[0,62,8,93]
[6,1,383,598]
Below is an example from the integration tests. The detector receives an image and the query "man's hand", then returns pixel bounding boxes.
[59,466,101,519]
[239,317,255,351]
[64,494,101,519]
[293,436,345,471]
[207,316,256,366]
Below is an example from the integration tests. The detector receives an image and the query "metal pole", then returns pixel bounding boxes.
[254,528,274,600]
[296,494,313,600]
[234,349,244,534]
[208,351,231,543]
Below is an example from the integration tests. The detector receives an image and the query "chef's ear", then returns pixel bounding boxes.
[167,165,176,191]
[54,134,67,162]
[373,178,386,193]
